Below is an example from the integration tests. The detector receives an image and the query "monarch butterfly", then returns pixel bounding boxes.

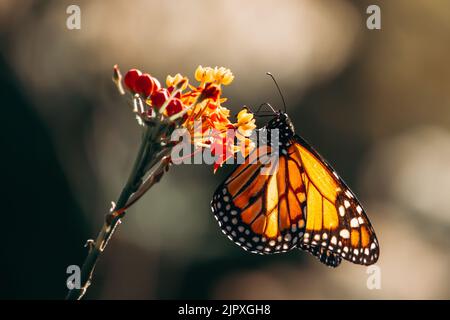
[210,106,379,267]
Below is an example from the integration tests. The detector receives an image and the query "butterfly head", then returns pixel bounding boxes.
[267,111,295,138]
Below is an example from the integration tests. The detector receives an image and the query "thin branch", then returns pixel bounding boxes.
[65,125,170,300]
[121,155,171,212]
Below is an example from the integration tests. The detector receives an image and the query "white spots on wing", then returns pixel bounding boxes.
[364,248,370,256]
[314,234,321,241]
[339,229,350,239]
[358,217,365,225]
[344,200,351,209]
[345,190,354,199]
[339,206,345,217]
[356,205,363,214]
[350,218,359,228]
[330,236,337,245]
[371,242,377,250]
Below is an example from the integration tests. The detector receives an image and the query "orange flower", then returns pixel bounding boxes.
[116,65,256,171]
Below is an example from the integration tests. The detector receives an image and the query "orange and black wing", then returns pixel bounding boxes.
[211,144,307,254]
[293,135,380,266]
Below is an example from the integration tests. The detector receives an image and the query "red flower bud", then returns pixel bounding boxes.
[166,98,184,116]
[151,89,170,109]
[135,73,155,98]
[124,69,142,92]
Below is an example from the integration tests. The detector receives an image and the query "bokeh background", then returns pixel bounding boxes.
[1,0,449,299]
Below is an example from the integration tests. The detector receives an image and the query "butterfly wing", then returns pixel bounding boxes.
[211,143,307,254]
[293,135,380,266]
[210,118,380,266]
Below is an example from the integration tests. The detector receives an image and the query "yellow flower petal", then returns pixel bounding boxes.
[221,73,234,85]
[237,108,254,124]
[166,73,188,90]
[194,65,204,82]
[213,67,234,85]
[195,65,215,84]
[204,67,214,83]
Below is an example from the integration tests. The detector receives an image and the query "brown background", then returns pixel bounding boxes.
[0,0,449,299]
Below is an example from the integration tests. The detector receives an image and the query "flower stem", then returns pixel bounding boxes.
[66,124,168,300]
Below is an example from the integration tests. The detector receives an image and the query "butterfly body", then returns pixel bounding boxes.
[211,111,379,267]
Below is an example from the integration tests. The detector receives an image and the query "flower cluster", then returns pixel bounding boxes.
[113,65,256,171]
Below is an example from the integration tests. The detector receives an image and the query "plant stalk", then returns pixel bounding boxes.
[66,123,170,300]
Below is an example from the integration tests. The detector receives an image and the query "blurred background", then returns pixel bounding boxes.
[0,0,449,299]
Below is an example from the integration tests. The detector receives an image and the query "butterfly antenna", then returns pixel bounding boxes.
[266,72,287,112]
